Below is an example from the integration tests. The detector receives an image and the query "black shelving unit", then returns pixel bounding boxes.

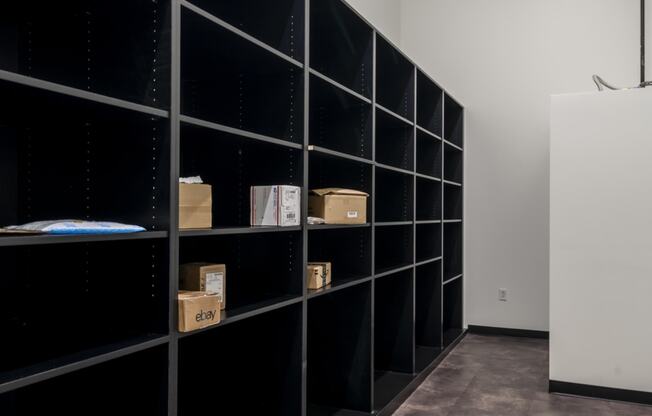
[0,0,464,415]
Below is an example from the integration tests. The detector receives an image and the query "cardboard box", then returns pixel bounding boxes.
[307,262,332,289]
[250,185,300,227]
[179,183,212,229]
[308,188,368,224]
[178,291,221,332]
[180,263,226,310]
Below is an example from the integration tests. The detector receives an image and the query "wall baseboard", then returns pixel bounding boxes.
[467,325,549,339]
[550,380,652,406]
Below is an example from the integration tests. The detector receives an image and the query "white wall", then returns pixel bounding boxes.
[346,0,402,45]
[550,88,652,392]
[400,0,640,331]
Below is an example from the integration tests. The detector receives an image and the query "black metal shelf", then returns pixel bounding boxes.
[180,226,301,237]
[415,256,442,267]
[375,103,415,127]
[0,0,464,414]
[375,162,414,176]
[375,221,413,227]
[307,275,373,299]
[180,114,303,150]
[0,70,169,118]
[443,274,463,285]
[416,124,442,140]
[307,145,374,165]
[375,263,414,280]
[177,295,303,338]
[307,223,371,231]
[444,139,463,151]
[0,231,168,248]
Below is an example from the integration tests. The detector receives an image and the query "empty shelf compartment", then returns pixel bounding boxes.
[375,225,413,274]
[181,7,303,144]
[375,269,414,409]
[0,345,168,415]
[0,240,168,384]
[310,0,373,98]
[416,70,443,137]
[185,0,304,61]
[416,130,442,178]
[416,261,442,367]
[416,223,441,262]
[376,36,415,120]
[443,275,463,347]
[444,143,463,183]
[376,108,414,171]
[375,168,413,223]
[444,94,463,148]
[309,74,372,159]
[308,282,372,414]
[444,183,462,220]
[0,1,170,108]
[179,303,302,415]
[443,222,463,281]
[416,177,442,221]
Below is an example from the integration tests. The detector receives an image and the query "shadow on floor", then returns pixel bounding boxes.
[394,334,652,416]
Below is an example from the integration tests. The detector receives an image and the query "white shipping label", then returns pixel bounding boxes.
[346,211,359,219]
[282,188,298,204]
[205,272,224,302]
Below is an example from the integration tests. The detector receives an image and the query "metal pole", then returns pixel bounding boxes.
[641,0,646,85]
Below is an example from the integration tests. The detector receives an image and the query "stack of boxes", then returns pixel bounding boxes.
[176,180,369,331]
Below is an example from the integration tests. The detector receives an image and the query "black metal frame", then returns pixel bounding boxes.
[0,0,465,414]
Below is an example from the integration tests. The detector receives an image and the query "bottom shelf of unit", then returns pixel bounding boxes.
[307,404,371,416]
[374,370,415,411]
[443,328,465,348]
[415,345,444,372]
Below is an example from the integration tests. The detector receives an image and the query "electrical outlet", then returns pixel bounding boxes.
[499,288,508,301]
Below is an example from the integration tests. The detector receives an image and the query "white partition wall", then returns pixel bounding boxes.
[550,88,652,397]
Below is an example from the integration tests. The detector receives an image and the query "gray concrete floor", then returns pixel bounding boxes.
[395,334,652,416]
